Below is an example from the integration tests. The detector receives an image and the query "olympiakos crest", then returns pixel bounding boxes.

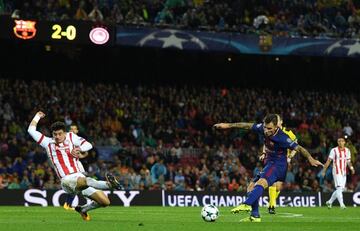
[13,20,37,40]
[259,35,272,52]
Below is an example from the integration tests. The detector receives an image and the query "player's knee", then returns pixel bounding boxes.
[100,197,110,207]
[247,182,255,192]
[255,178,268,189]
[76,177,88,190]
[275,182,282,191]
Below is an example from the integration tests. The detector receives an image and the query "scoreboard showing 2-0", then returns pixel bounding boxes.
[0,15,115,45]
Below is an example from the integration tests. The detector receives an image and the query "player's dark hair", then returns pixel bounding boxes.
[263,114,278,125]
[50,121,66,132]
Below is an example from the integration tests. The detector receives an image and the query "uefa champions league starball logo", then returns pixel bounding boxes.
[325,39,360,56]
[138,29,207,50]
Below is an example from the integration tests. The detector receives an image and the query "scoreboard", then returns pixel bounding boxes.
[0,15,115,45]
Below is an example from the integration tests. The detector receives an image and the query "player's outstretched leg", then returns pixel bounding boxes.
[63,194,75,211]
[231,204,252,214]
[233,178,268,215]
[239,216,261,222]
[240,198,261,222]
[233,182,255,214]
[75,205,91,221]
[232,185,265,214]
[77,173,123,191]
[75,188,111,221]
[106,172,124,190]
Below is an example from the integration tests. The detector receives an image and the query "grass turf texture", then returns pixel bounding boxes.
[0,206,359,231]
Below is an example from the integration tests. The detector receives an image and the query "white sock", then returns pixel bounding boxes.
[81,201,101,213]
[328,190,337,204]
[337,188,345,207]
[86,177,110,190]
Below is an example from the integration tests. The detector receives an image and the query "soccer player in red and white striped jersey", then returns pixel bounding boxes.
[321,137,355,209]
[63,124,89,211]
[28,111,122,221]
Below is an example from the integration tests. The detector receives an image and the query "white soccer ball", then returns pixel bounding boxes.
[201,204,219,222]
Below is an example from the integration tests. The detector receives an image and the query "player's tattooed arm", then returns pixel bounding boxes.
[295,145,310,158]
[295,145,324,167]
[229,122,254,129]
[213,122,254,130]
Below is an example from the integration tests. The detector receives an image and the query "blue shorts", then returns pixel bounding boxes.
[252,161,287,186]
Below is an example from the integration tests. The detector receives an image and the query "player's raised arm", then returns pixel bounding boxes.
[295,145,324,167]
[213,122,254,130]
[27,111,48,147]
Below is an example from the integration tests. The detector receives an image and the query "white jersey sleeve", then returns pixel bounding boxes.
[28,125,51,148]
[69,132,92,152]
[328,148,335,160]
[346,148,351,160]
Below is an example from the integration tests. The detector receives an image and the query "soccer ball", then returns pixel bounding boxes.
[201,204,219,222]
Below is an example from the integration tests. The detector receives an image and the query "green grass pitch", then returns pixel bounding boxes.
[0,206,359,231]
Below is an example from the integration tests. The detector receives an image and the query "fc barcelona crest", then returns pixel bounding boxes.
[13,20,37,40]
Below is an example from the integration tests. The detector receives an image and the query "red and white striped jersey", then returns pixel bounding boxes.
[328,147,351,176]
[36,132,90,178]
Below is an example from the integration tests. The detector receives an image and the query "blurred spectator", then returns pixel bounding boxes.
[150,156,167,184]
[0,79,358,192]
[285,166,295,184]
[88,5,103,22]
[343,123,354,136]
[3,0,360,37]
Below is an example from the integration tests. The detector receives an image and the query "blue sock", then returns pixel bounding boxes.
[251,198,260,217]
[66,194,75,205]
[244,185,264,205]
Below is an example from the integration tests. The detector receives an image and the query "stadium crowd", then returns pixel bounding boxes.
[1,0,360,38]
[0,79,359,193]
